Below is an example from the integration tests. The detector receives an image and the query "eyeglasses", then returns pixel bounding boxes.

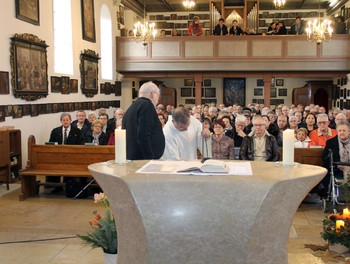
[253,124,265,127]
[318,121,328,125]
[99,117,107,120]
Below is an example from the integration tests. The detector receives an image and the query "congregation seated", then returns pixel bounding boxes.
[82,120,108,145]
[211,119,235,160]
[263,115,279,139]
[309,113,337,147]
[298,113,317,136]
[49,112,82,145]
[71,110,91,137]
[88,112,97,124]
[276,115,289,147]
[213,18,228,36]
[106,108,124,136]
[231,114,247,147]
[294,128,311,148]
[99,113,109,134]
[239,116,280,161]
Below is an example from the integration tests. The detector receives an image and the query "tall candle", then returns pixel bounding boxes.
[344,208,350,219]
[336,220,345,232]
[115,128,126,164]
[283,129,295,166]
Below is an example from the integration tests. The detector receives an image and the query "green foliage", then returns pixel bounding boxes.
[77,194,117,254]
[342,182,350,205]
[321,216,350,247]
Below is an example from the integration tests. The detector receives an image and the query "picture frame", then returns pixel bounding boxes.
[22,104,31,116]
[105,82,111,95]
[12,105,23,119]
[341,89,344,98]
[10,33,49,101]
[257,99,265,104]
[115,81,122,96]
[52,103,59,113]
[223,78,245,106]
[81,0,96,42]
[15,0,39,26]
[100,83,105,93]
[257,79,264,86]
[271,88,277,98]
[0,106,5,122]
[185,99,196,104]
[80,49,100,97]
[30,104,38,117]
[271,78,275,88]
[46,104,53,114]
[276,79,284,86]
[70,79,78,93]
[119,5,124,25]
[117,12,120,23]
[69,103,75,112]
[39,104,46,115]
[181,87,192,97]
[184,79,193,86]
[5,105,13,117]
[0,71,9,94]
[254,88,263,96]
[51,76,61,93]
[61,76,70,94]
[203,79,211,87]
[278,89,288,96]
[341,78,344,86]
[205,88,216,98]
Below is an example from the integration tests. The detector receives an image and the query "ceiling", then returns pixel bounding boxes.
[131,0,333,12]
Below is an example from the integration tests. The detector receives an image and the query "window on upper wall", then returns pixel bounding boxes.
[53,0,74,75]
[100,4,113,80]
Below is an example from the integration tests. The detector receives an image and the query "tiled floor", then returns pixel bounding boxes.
[0,185,343,264]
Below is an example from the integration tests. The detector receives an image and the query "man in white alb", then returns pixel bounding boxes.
[162,107,210,160]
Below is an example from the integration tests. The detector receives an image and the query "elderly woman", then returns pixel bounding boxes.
[319,122,350,197]
[288,116,298,132]
[83,120,108,145]
[211,119,235,160]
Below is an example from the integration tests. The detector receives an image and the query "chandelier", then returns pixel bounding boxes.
[133,2,157,46]
[183,0,195,10]
[305,0,332,44]
[274,0,285,8]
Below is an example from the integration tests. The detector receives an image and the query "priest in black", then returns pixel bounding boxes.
[122,81,165,160]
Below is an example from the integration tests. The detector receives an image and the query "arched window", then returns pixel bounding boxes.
[53,0,73,75]
[100,4,113,80]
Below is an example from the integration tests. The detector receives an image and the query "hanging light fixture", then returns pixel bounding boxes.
[274,0,285,9]
[305,0,333,44]
[133,1,157,46]
[183,0,195,10]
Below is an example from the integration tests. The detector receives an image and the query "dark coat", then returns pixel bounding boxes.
[229,26,244,35]
[276,26,287,35]
[213,24,228,35]
[289,23,305,35]
[239,133,280,161]
[122,97,165,160]
[323,135,343,178]
[49,125,82,145]
[106,117,117,137]
[82,130,109,145]
[71,119,91,137]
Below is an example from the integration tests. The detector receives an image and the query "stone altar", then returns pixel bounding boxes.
[88,161,327,264]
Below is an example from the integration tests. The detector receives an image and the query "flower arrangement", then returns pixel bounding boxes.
[77,193,117,254]
[321,209,350,248]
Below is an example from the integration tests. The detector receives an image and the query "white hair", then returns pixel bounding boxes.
[317,113,329,122]
[235,114,246,124]
[209,106,218,113]
[289,116,297,122]
[139,81,159,97]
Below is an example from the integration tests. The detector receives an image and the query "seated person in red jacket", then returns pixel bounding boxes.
[309,113,337,148]
[188,16,203,36]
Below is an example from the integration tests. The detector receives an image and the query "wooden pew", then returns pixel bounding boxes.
[19,135,115,200]
[279,147,324,166]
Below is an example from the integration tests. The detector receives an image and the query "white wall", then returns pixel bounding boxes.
[0,0,132,167]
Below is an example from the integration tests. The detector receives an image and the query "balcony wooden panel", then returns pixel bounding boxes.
[116,35,350,72]
[321,39,350,57]
[286,40,317,57]
[218,40,248,57]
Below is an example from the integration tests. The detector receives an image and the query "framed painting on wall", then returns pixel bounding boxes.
[223,78,245,106]
[61,76,70,94]
[22,104,31,116]
[70,79,78,93]
[15,0,40,26]
[81,0,96,42]
[254,88,263,96]
[10,33,49,101]
[0,71,9,94]
[80,49,100,97]
[51,76,61,93]
[0,106,5,122]
[205,88,216,98]
[115,81,122,96]
[278,89,287,96]
[276,79,284,86]
[181,88,192,97]
[119,5,124,25]
[271,88,277,98]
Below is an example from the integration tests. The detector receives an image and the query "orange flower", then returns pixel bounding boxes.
[92,218,99,226]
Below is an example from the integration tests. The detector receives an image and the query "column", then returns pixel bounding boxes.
[194,74,203,106]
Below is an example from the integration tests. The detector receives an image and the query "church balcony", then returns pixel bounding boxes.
[116,35,350,73]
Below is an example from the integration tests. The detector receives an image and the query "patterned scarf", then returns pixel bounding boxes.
[338,136,350,163]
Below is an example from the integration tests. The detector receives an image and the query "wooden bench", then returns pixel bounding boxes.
[19,135,115,200]
[279,147,324,166]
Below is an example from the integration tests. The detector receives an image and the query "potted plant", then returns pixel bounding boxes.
[77,193,117,263]
[321,211,350,254]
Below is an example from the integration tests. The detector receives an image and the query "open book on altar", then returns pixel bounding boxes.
[136,160,252,176]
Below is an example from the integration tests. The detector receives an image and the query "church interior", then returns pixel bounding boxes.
[0,0,350,263]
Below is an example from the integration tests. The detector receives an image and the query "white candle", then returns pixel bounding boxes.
[283,129,295,166]
[115,128,126,164]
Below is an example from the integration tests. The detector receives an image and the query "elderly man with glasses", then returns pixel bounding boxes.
[239,116,280,161]
[309,113,337,148]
